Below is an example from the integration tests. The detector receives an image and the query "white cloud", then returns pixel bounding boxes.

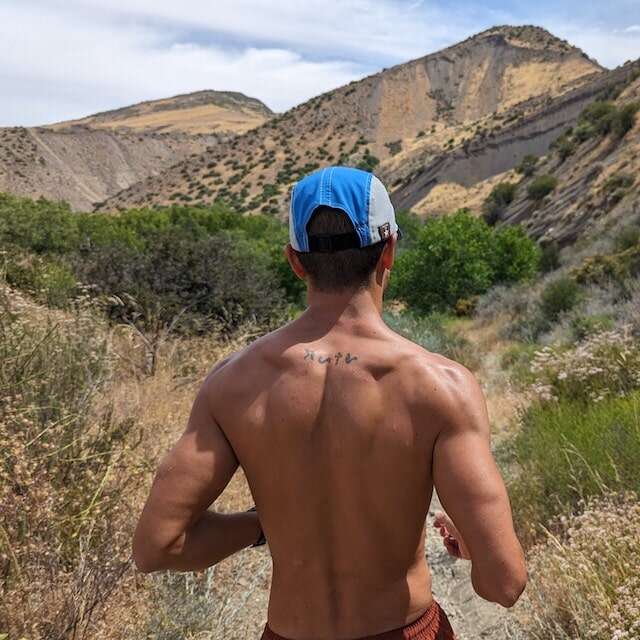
[625,25,640,32]
[553,24,640,68]
[2,1,640,126]
[0,0,469,126]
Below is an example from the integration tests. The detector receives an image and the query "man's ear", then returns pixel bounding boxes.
[375,235,396,287]
[379,235,397,271]
[285,244,307,282]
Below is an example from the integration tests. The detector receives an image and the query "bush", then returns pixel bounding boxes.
[539,276,581,321]
[529,327,640,403]
[482,182,518,225]
[491,226,541,284]
[615,223,640,251]
[516,154,538,177]
[612,101,640,138]
[74,230,287,334]
[509,391,640,542]
[383,310,477,369]
[0,194,299,330]
[391,211,538,312]
[527,175,558,200]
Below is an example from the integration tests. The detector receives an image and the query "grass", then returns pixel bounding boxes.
[0,283,263,639]
[383,309,479,370]
[508,391,640,545]
[518,492,640,640]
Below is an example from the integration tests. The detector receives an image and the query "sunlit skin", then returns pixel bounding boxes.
[133,234,527,639]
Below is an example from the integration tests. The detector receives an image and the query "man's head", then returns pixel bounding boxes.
[287,167,399,293]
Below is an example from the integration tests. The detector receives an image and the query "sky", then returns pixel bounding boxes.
[2,0,640,126]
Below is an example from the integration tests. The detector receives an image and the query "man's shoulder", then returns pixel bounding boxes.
[393,341,481,427]
[202,326,289,390]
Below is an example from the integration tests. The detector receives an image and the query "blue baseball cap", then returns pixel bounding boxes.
[289,166,399,253]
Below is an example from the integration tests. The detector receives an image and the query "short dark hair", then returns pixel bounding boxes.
[295,206,386,292]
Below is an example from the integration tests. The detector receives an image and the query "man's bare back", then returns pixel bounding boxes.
[133,168,526,640]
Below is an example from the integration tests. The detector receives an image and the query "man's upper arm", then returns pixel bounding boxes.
[133,370,238,554]
[431,364,526,605]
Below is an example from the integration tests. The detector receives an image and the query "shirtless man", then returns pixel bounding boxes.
[133,167,527,639]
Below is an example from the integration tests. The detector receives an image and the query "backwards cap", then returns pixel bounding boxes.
[289,166,398,253]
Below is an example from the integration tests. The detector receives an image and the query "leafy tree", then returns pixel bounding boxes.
[391,210,538,312]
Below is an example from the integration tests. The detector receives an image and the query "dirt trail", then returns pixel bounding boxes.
[426,493,515,639]
[424,318,527,639]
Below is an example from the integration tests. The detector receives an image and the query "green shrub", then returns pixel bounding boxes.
[614,223,640,251]
[391,211,538,312]
[509,391,640,542]
[394,209,423,252]
[539,276,581,321]
[3,249,77,308]
[527,175,558,201]
[491,226,541,283]
[482,182,518,225]
[612,101,640,138]
[539,242,561,273]
[383,310,477,369]
[579,100,618,135]
[516,154,538,177]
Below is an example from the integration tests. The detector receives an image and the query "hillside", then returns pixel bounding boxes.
[501,71,640,246]
[50,90,273,135]
[99,26,601,213]
[0,91,272,211]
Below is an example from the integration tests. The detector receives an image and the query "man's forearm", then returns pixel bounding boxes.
[135,510,262,573]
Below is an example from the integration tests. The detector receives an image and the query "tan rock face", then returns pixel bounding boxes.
[97,26,602,215]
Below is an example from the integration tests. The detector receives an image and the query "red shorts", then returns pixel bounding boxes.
[261,600,456,640]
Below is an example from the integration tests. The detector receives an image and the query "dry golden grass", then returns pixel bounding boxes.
[80,104,269,135]
[0,284,266,639]
[516,493,640,639]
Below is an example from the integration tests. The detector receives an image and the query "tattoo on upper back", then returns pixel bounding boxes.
[303,349,359,365]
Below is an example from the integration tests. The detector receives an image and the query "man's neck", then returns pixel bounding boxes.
[300,285,384,330]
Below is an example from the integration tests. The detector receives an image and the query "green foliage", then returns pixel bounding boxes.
[540,276,581,321]
[394,209,423,251]
[0,193,298,331]
[482,182,518,225]
[391,211,539,313]
[492,226,542,283]
[579,100,618,135]
[383,310,478,369]
[539,242,561,273]
[612,101,640,138]
[614,223,640,251]
[356,149,380,173]
[3,249,78,308]
[516,154,538,177]
[509,391,640,539]
[527,175,558,201]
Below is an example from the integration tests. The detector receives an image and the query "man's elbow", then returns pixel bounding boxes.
[132,527,178,574]
[473,563,528,608]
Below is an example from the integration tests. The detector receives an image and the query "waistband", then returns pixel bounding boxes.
[261,600,454,640]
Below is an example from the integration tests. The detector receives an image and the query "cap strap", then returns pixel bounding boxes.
[308,232,361,253]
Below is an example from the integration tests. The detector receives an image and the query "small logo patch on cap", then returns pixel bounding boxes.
[379,222,391,239]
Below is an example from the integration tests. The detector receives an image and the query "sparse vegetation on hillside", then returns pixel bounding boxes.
[527,174,558,200]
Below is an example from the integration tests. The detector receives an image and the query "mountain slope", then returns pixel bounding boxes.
[50,90,273,135]
[496,67,640,246]
[0,91,272,210]
[99,26,601,213]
